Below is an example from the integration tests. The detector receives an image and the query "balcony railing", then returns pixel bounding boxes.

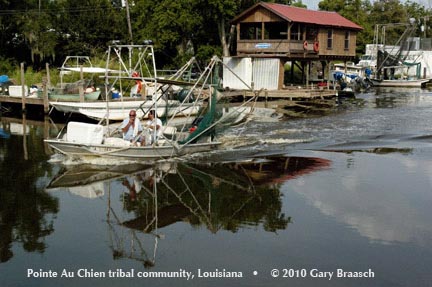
[236,40,318,55]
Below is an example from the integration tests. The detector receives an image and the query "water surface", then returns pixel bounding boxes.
[1,88,432,287]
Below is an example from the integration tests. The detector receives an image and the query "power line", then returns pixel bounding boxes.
[0,5,117,16]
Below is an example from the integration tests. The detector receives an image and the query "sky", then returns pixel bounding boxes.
[301,0,319,10]
[303,0,431,10]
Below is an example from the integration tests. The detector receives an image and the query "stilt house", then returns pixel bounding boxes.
[225,2,363,90]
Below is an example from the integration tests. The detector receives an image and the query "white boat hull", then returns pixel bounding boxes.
[370,78,431,87]
[50,99,201,120]
[45,138,221,161]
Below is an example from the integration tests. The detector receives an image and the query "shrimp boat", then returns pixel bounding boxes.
[49,48,201,121]
[45,46,258,161]
[44,56,105,102]
[49,97,198,121]
[370,23,432,88]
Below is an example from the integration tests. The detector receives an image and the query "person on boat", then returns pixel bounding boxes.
[121,110,143,144]
[143,110,162,145]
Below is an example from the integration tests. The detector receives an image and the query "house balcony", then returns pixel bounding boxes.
[236,40,319,57]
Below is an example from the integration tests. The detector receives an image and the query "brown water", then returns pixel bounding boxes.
[1,88,432,286]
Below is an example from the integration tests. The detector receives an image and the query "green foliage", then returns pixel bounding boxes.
[133,0,205,67]
[21,10,58,66]
[292,0,307,8]
[0,0,431,72]
[319,0,429,58]
[0,57,17,74]
[54,0,125,57]
[196,45,222,66]
[6,66,48,86]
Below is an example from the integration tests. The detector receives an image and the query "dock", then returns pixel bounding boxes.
[223,87,339,101]
[0,95,49,115]
[1,85,343,120]
[1,63,50,113]
[222,87,350,118]
[0,95,45,106]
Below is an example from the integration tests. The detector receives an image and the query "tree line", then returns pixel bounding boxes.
[0,0,430,72]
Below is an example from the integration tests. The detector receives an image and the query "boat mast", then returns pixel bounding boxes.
[104,45,112,130]
[150,44,158,145]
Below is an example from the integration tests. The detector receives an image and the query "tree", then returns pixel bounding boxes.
[0,0,126,69]
[404,1,429,37]
[369,0,412,46]
[1,0,430,70]
[292,0,307,8]
[0,1,35,66]
[132,0,204,67]
[20,9,58,68]
[54,0,125,61]
[199,0,239,57]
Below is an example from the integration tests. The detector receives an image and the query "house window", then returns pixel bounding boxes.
[240,23,262,40]
[327,30,333,49]
[306,27,318,41]
[290,24,303,41]
[344,31,350,49]
[264,22,287,39]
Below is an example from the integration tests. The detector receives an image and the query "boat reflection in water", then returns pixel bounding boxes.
[46,156,330,267]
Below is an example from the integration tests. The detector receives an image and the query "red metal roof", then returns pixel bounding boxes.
[233,2,363,31]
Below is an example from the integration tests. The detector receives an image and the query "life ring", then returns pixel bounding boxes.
[313,41,319,52]
[303,41,308,50]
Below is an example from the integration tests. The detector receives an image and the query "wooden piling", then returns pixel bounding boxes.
[79,65,84,102]
[43,63,50,114]
[43,116,53,155]
[20,63,26,112]
[22,113,28,160]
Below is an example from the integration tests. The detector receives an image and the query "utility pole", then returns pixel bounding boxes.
[124,0,133,44]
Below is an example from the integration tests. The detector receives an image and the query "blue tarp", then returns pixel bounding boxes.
[333,71,344,80]
[0,75,9,83]
[0,128,10,139]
